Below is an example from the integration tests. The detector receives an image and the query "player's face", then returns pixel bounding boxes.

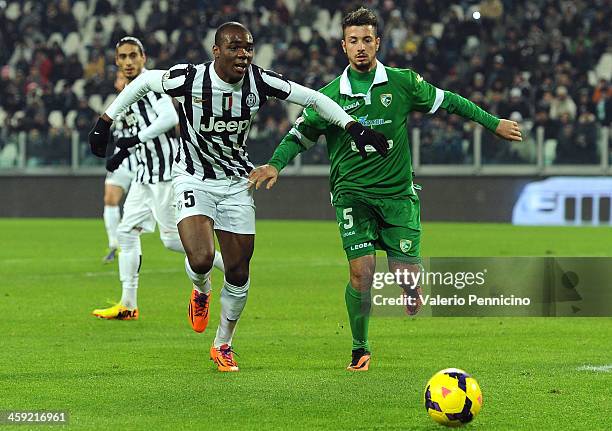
[342,25,380,72]
[115,44,146,81]
[213,30,254,83]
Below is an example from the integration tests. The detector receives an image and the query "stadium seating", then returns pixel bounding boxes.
[0,0,609,170]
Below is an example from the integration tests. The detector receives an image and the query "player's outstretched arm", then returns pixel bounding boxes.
[440,91,522,141]
[88,70,168,157]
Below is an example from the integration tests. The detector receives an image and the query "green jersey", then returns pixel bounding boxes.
[268,60,500,202]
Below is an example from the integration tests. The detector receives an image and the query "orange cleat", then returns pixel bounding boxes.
[210,344,239,372]
[347,348,371,371]
[188,288,211,333]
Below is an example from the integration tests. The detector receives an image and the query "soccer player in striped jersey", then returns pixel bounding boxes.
[249,8,522,371]
[88,23,388,371]
[102,71,135,263]
[92,37,224,320]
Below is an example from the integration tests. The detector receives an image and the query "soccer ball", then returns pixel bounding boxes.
[424,368,483,427]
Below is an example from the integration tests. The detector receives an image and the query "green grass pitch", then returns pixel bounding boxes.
[0,219,610,430]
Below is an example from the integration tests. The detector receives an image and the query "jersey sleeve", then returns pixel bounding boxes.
[137,93,179,142]
[284,82,353,129]
[105,70,165,120]
[268,107,327,172]
[399,69,445,114]
[161,63,197,98]
[286,106,328,150]
[257,68,292,100]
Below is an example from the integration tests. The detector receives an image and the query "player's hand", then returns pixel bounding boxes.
[116,136,141,149]
[346,121,389,158]
[495,119,522,141]
[106,148,130,172]
[248,164,279,190]
[88,116,112,158]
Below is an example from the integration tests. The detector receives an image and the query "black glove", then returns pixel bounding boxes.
[346,121,389,159]
[88,117,112,158]
[106,148,130,172]
[116,136,141,150]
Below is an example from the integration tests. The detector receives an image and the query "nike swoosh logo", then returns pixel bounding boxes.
[94,132,100,135]
[360,131,364,136]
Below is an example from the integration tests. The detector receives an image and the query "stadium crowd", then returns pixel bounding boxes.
[0,0,610,167]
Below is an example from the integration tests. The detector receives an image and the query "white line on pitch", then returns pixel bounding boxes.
[84,268,182,277]
[576,364,612,372]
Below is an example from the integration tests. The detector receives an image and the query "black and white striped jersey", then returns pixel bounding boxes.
[112,91,178,184]
[160,61,292,180]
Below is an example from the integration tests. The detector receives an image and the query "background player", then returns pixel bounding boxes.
[92,37,224,320]
[88,22,388,371]
[249,8,522,371]
[101,71,134,263]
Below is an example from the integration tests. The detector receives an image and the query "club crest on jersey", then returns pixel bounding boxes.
[246,92,257,107]
[399,239,412,253]
[380,93,392,107]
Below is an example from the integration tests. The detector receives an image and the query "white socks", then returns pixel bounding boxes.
[213,250,224,272]
[103,205,121,249]
[185,256,212,294]
[213,278,250,348]
[184,250,225,294]
[118,230,142,308]
[184,251,249,347]
[120,287,138,309]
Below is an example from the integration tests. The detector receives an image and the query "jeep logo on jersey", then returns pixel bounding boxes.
[200,117,250,134]
[380,94,392,107]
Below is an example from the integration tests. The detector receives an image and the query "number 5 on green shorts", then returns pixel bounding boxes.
[334,193,421,263]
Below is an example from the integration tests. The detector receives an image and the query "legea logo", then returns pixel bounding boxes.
[200,117,250,134]
[350,242,372,251]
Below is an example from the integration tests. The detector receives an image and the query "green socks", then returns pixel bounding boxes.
[345,283,371,351]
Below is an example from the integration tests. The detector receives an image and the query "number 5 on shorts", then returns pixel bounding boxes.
[343,207,353,229]
[183,190,195,208]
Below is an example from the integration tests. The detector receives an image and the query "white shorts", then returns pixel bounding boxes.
[173,175,255,235]
[118,181,178,236]
[104,164,134,192]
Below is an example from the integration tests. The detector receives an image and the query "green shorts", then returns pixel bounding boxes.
[334,193,421,263]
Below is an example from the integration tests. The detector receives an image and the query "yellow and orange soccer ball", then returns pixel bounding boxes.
[424,368,483,427]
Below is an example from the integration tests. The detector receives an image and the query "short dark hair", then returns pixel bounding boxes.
[214,22,250,46]
[115,36,145,55]
[342,7,378,35]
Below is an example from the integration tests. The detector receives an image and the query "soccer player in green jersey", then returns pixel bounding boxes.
[249,7,522,371]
